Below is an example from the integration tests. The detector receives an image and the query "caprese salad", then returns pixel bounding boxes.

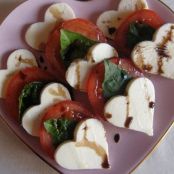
[1,0,174,170]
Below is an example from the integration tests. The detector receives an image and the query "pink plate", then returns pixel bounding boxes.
[0,0,174,174]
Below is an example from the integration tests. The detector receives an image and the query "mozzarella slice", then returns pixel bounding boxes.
[118,0,148,12]
[96,10,129,39]
[25,3,76,51]
[66,59,94,91]
[0,49,37,98]
[87,43,118,63]
[25,22,55,51]
[132,23,174,79]
[55,119,109,170]
[104,77,155,136]
[22,83,71,137]
[45,3,76,23]
[97,0,148,40]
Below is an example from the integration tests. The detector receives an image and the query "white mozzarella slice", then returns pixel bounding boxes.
[97,10,129,40]
[104,77,155,136]
[22,83,71,137]
[0,49,37,98]
[132,41,159,74]
[118,0,148,12]
[87,43,118,63]
[66,59,94,91]
[25,22,55,51]
[7,49,37,71]
[45,3,76,23]
[55,119,109,170]
[25,3,76,51]
[132,23,174,79]
[75,119,108,153]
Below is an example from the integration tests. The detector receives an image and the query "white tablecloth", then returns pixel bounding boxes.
[0,0,174,174]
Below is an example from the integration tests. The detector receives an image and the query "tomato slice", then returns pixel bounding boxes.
[5,67,55,120]
[87,58,143,117]
[61,18,107,42]
[39,100,93,158]
[115,9,164,57]
[45,18,106,80]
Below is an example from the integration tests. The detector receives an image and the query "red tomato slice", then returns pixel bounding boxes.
[45,18,106,80]
[115,9,164,57]
[45,23,66,81]
[61,18,107,41]
[39,100,93,158]
[5,67,55,120]
[87,58,143,117]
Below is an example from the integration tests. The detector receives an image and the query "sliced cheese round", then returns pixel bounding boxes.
[97,10,128,40]
[132,23,174,79]
[55,119,109,170]
[104,77,155,136]
[7,49,37,71]
[75,119,108,153]
[22,83,71,137]
[25,3,76,51]
[25,22,55,51]
[87,43,118,63]
[45,3,76,23]
[66,59,94,91]
[118,0,148,12]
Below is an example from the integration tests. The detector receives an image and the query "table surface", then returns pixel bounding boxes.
[0,0,174,174]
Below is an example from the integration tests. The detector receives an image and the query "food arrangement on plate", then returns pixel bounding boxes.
[0,0,174,172]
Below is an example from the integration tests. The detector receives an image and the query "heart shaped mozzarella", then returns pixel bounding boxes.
[55,119,109,170]
[22,83,71,137]
[44,3,76,23]
[97,0,148,39]
[0,49,37,98]
[25,22,55,51]
[104,77,155,136]
[25,3,76,51]
[66,59,94,91]
[87,43,118,63]
[118,0,148,12]
[132,23,174,79]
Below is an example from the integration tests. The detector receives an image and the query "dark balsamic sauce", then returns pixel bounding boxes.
[102,155,110,169]
[114,134,120,143]
[124,117,133,128]
[149,101,155,108]
[142,64,152,71]
[105,113,112,119]
[108,27,116,35]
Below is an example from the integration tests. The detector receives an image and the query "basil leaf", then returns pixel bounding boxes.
[19,82,45,121]
[44,118,78,147]
[60,29,97,66]
[102,60,132,98]
[127,22,155,48]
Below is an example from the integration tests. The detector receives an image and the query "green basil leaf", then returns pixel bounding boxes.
[102,60,132,98]
[60,29,97,67]
[19,82,45,122]
[44,118,78,147]
[127,22,155,48]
